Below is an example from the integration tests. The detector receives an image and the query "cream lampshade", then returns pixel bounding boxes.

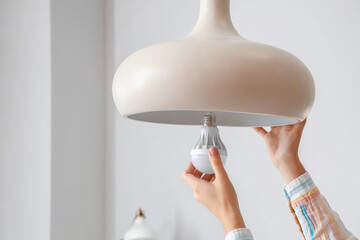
[112,0,315,126]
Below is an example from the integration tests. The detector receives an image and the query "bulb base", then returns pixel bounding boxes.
[203,113,217,127]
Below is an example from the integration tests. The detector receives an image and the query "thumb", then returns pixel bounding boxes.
[209,147,226,177]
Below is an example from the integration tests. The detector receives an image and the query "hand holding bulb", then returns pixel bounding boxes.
[182,147,246,234]
[191,113,227,174]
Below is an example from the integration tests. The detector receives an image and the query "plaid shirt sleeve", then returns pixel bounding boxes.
[284,172,357,240]
[225,172,357,240]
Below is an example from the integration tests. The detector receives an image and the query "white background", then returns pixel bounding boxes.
[109,0,360,239]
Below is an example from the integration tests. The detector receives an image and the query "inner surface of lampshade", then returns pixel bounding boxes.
[126,110,300,127]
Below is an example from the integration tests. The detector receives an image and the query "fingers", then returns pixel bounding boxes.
[184,162,195,174]
[295,118,307,129]
[185,162,204,178]
[270,126,281,130]
[193,169,203,178]
[182,172,201,189]
[292,118,307,136]
[209,147,227,178]
[252,127,268,137]
[202,174,215,182]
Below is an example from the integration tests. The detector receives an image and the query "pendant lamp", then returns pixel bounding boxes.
[123,209,157,240]
[112,0,315,127]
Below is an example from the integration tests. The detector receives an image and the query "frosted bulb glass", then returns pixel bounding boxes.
[190,114,227,174]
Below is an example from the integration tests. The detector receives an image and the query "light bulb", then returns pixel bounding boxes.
[190,113,227,174]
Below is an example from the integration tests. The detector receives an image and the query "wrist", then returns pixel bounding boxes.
[276,155,306,185]
[220,209,246,234]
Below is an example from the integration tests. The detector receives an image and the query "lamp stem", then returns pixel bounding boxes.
[187,0,240,39]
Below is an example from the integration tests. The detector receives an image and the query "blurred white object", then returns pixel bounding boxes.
[191,113,227,174]
[123,209,157,240]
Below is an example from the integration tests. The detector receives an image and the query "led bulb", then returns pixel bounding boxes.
[190,113,227,174]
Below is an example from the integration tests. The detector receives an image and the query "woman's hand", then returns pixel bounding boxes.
[253,119,307,184]
[182,147,245,234]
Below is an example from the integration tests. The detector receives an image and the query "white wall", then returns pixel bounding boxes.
[0,0,51,239]
[109,0,360,239]
[0,0,106,239]
[104,0,116,239]
[50,0,105,240]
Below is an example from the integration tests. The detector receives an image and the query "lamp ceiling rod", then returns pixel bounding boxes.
[187,0,240,38]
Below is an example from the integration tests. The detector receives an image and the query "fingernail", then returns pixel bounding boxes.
[209,147,219,156]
